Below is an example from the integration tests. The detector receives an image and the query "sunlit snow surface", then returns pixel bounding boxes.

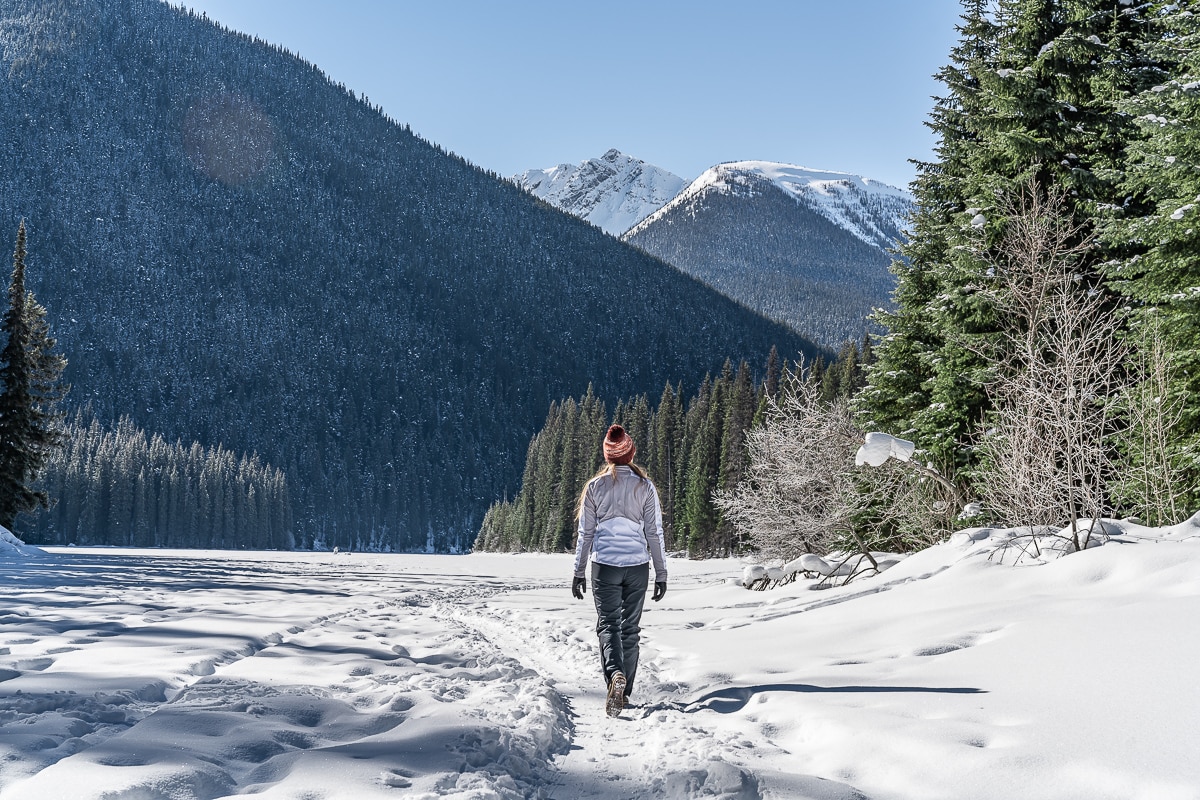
[2,525,1200,799]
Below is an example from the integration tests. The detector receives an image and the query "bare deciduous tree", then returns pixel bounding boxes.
[973,183,1127,549]
[713,374,861,562]
[715,372,955,565]
[1114,316,1187,526]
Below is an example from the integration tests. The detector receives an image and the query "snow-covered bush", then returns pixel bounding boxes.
[0,527,43,558]
[714,377,862,561]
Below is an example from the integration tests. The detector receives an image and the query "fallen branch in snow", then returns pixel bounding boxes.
[741,551,908,590]
[951,517,1142,566]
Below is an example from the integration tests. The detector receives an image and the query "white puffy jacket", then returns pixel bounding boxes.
[572,466,668,582]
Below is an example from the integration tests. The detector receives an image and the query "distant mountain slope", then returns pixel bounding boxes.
[0,0,814,551]
[514,149,687,236]
[625,162,913,348]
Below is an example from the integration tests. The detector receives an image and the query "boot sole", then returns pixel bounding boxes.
[605,673,627,717]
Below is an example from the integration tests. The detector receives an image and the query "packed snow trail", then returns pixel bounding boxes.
[443,578,775,799]
[0,549,792,800]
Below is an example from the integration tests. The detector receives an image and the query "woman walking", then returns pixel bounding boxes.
[571,424,668,717]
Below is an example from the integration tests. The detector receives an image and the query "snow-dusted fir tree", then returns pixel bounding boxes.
[1104,3,1200,514]
[859,0,1158,486]
[856,0,997,470]
[0,222,68,530]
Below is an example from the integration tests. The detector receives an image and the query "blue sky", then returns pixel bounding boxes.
[176,1,964,190]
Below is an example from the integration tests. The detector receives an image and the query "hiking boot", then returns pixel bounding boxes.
[605,672,627,717]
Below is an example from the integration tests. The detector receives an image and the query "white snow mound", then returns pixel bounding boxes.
[855,431,916,466]
[0,527,43,558]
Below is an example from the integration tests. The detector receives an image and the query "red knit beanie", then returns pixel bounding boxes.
[603,424,635,465]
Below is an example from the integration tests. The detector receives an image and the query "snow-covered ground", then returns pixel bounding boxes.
[2,520,1200,800]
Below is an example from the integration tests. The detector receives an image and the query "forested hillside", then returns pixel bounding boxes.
[476,362,772,558]
[29,412,293,550]
[0,0,813,550]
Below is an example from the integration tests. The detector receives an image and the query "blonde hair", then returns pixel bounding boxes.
[574,461,649,521]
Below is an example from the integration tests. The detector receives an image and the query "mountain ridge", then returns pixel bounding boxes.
[623,160,912,347]
[516,151,913,347]
[626,160,911,251]
[513,149,687,236]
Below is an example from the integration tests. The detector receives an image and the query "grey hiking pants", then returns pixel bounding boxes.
[591,561,649,696]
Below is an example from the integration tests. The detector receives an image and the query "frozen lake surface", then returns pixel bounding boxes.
[1,530,1199,799]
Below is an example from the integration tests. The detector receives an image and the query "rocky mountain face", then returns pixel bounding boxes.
[513,149,686,237]
[519,152,913,349]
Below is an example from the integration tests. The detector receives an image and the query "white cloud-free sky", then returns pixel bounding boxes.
[175,0,963,190]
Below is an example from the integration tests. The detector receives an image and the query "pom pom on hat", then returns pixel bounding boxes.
[603,424,636,465]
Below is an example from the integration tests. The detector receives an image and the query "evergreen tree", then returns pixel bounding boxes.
[1104,2,1200,510]
[859,0,997,451]
[0,222,68,530]
[859,0,1156,481]
[682,366,728,556]
[717,361,757,553]
[651,382,684,548]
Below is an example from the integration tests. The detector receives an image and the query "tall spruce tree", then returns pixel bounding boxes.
[1105,2,1200,510]
[859,0,1156,482]
[858,0,997,462]
[0,222,68,530]
[657,382,685,548]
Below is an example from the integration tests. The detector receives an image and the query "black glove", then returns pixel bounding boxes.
[652,582,667,602]
[572,576,587,600]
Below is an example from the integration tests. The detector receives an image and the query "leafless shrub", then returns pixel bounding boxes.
[972,182,1127,549]
[715,372,956,566]
[855,456,962,552]
[1113,315,1187,526]
[714,374,861,562]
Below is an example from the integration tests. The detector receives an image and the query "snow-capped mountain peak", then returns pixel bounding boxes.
[626,161,911,251]
[513,150,687,237]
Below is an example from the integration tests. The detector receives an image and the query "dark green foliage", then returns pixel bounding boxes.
[0,222,68,530]
[475,355,785,557]
[858,0,1160,483]
[812,335,874,404]
[0,0,813,551]
[27,412,293,550]
[1103,3,1200,513]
